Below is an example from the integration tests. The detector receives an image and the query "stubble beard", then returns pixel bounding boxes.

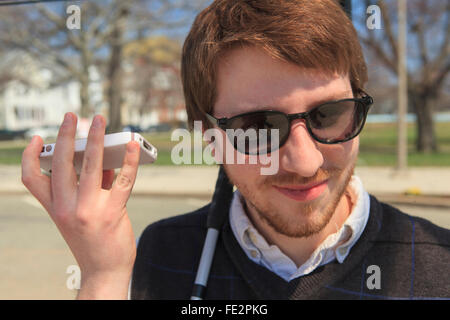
[226,161,356,239]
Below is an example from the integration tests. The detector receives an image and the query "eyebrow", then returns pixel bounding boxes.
[306,90,354,108]
[254,90,354,112]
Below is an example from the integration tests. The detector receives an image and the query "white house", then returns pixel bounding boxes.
[0,51,103,134]
[0,50,187,135]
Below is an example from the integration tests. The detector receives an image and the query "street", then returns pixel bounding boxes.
[0,194,449,299]
[0,194,209,299]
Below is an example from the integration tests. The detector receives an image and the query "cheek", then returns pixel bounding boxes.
[223,159,265,187]
[222,144,270,188]
[223,163,262,195]
[319,137,359,169]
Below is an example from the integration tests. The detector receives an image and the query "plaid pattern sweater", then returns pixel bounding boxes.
[131,195,450,299]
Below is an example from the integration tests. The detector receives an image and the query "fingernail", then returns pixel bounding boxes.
[63,113,72,124]
[92,116,103,128]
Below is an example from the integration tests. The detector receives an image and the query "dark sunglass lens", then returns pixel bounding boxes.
[227,112,288,154]
[308,100,365,142]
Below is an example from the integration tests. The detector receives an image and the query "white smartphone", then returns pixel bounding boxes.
[39,132,158,175]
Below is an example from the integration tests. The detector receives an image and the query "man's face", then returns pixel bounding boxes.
[213,46,359,238]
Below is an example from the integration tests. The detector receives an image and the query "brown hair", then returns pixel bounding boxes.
[181,0,368,129]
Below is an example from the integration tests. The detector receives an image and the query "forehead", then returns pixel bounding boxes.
[214,46,352,117]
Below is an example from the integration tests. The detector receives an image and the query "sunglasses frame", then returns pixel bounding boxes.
[205,90,373,153]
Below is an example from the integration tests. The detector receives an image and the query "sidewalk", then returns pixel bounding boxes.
[1,165,450,206]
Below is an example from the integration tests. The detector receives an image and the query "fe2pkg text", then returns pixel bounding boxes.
[181,304,268,317]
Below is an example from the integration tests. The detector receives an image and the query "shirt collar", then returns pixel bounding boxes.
[229,175,371,281]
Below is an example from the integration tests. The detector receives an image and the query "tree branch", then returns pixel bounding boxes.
[35,3,84,50]
[378,0,398,64]
[433,60,450,92]
[432,1,450,75]
[361,37,397,75]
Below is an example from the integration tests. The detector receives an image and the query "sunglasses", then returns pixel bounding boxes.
[205,91,373,155]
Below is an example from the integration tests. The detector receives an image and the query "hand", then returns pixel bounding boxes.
[21,112,140,299]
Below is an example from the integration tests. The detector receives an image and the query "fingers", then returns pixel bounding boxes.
[101,169,115,190]
[21,135,52,213]
[51,113,78,205]
[109,141,140,209]
[78,115,106,202]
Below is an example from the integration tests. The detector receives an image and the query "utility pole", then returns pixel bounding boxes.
[339,0,352,17]
[397,0,408,172]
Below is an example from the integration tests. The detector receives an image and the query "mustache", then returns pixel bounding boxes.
[263,167,342,186]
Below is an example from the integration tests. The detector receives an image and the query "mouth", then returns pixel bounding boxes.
[273,180,328,202]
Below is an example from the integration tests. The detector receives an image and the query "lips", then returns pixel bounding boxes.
[273,180,328,202]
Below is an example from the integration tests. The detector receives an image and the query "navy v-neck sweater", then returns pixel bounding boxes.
[131,195,450,299]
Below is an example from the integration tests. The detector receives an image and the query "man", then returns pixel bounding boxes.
[22,0,449,300]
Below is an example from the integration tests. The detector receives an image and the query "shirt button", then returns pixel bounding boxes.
[250,250,259,259]
[338,247,347,256]
[249,232,258,244]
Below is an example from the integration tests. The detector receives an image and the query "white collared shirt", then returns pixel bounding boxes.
[229,175,371,282]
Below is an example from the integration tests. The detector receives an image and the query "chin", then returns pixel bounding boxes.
[239,166,353,238]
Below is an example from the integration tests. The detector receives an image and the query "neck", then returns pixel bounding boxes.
[245,186,354,268]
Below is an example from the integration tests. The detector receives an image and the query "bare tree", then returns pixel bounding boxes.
[0,0,208,131]
[123,35,183,122]
[0,2,99,117]
[358,0,450,153]
[105,0,130,132]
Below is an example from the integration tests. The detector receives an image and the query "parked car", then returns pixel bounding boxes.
[24,125,60,140]
[122,124,143,133]
[0,129,28,141]
[144,123,172,133]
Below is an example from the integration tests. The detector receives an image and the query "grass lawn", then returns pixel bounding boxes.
[357,122,450,166]
[0,140,28,165]
[1,122,449,167]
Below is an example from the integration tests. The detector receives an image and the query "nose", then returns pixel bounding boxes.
[279,120,324,177]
